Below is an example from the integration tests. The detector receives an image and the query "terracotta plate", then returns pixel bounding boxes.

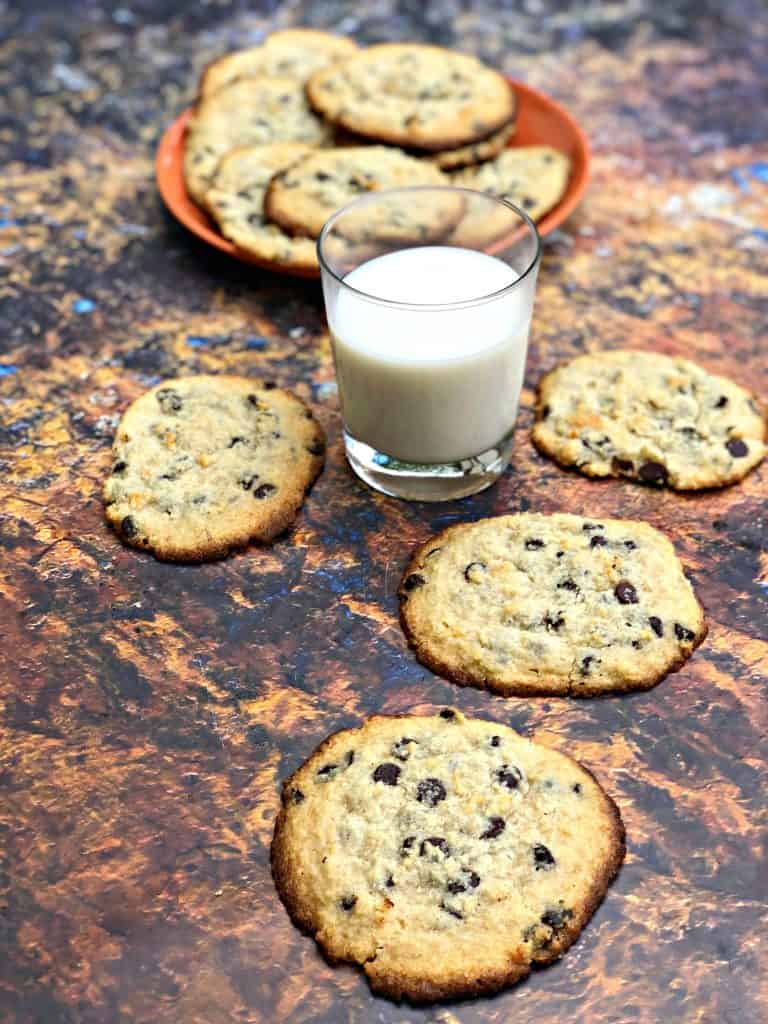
[156,78,591,278]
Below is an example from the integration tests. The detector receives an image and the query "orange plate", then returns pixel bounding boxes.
[155,78,590,278]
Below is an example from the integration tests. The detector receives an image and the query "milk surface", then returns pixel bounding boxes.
[328,246,534,463]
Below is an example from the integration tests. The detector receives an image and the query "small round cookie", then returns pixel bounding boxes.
[206,144,318,272]
[430,121,516,171]
[103,376,325,562]
[451,145,570,231]
[272,709,625,1003]
[183,76,333,209]
[532,351,767,490]
[200,29,359,97]
[264,146,458,240]
[399,513,706,697]
[306,44,516,152]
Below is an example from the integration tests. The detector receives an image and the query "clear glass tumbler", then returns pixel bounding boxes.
[318,186,541,501]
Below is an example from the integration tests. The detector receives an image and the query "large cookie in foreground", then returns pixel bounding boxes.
[306,43,516,152]
[272,710,625,1003]
[103,376,325,562]
[200,29,358,97]
[183,76,333,209]
[399,513,706,697]
[532,350,766,490]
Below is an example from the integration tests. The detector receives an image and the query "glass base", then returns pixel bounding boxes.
[344,430,514,501]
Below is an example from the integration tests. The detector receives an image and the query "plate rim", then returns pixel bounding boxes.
[155,77,591,277]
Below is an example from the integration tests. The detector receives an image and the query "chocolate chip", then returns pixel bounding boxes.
[624,540,637,550]
[417,778,447,806]
[307,440,325,456]
[580,655,594,675]
[228,436,247,447]
[490,736,501,747]
[239,474,258,490]
[247,394,260,406]
[466,869,480,888]
[556,551,565,558]
[638,461,668,485]
[253,483,276,499]
[525,538,545,550]
[403,573,426,592]
[541,906,572,930]
[631,640,641,649]
[649,616,664,637]
[522,196,536,210]
[558,579,579,592]
[726,438,748,458]
[715,395,728,408]
[572,783,582,794]
[385,874,395,888]
[441,902,463,919]
[290,788,304,804]
[401,836,416,856]
[315,171,331,181]
[590,535,607,548]
[582,523,604,532]
[675,623,696,642]
[392,737,416,761]
[420,836,449,856]
[543,613,565,631]
[346,750,355,765]
[340,895,357,911]
[191,495,206,506]
[439,709,456,720]
[534,844,555,870]
[317,763,338,779]
[447,880,465,894]
[495,764,523,790]
[112,460,127,474]
[541,404,551,418]
[612,457,634,473]
[480,817,506,840]
[156,388,182,414]
[372,763,400,786]
[463,561,486,581]
[120,516,138,539]
[615,580,638,604]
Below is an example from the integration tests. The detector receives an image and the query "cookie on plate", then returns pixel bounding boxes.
[103,376,325,561]
[451,145,570,225]
[533,351,766,490]
[200,29,358,97]
[272,709,625,1003]
[430,121,516,171]
[264,146,458,240]
[306,43,516,152]
[183,76,333,208]
[399,513,706,697]
[206,144,318,272]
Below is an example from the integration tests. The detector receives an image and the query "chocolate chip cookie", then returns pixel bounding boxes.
[306,44,516,152]
[103,376,325,562]
[200,29,359,97]
[399,513,706,697]
[183,76,334,209]
[533,351,767,490]
[451,145,571,232]
[272,709,625,1003]
[206,144,318,271]
[264,146,457,240]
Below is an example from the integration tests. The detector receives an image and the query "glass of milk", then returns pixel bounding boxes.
[318,187,541,501]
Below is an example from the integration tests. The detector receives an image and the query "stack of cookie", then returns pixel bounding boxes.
[183,31,572,272]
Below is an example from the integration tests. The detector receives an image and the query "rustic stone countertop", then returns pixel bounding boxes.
[1,1,766,1022]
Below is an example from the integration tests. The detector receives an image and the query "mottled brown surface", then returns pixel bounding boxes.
[1,2,767,1022]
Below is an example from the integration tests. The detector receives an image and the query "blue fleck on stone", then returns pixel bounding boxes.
[186,336,209,348]
[245,336,268,350]
[747,161,768,183]
[0,364,18,377]
[72,298,96,314]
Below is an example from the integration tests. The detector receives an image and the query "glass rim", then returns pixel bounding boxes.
[316,185,542,312]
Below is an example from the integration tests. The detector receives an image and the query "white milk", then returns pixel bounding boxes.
[327,246,535,463]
